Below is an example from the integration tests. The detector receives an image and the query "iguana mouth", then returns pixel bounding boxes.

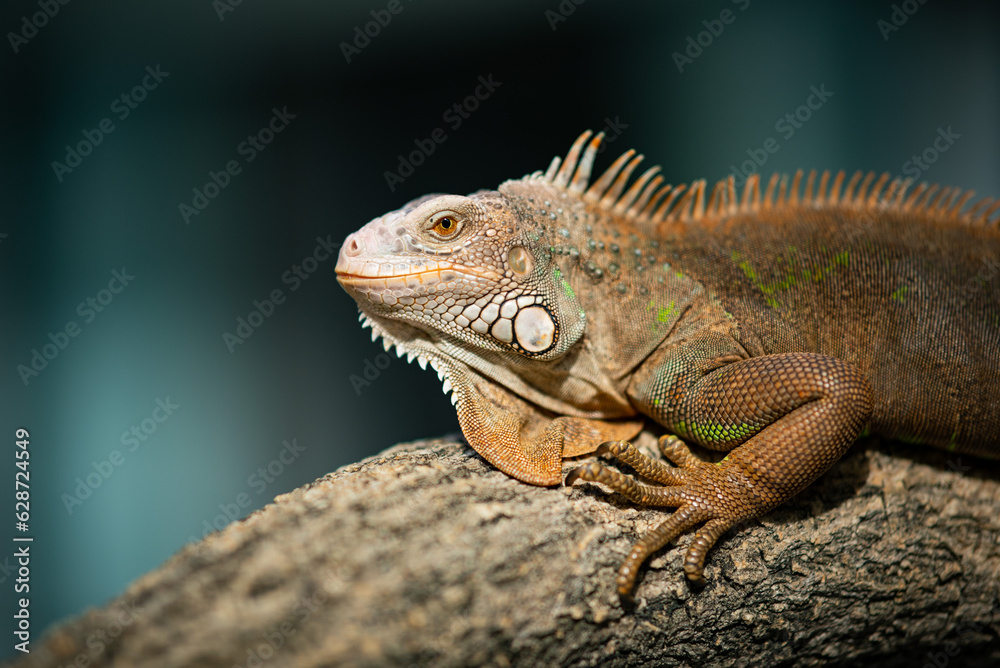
[336,262,501,291]
[336,269,452,291]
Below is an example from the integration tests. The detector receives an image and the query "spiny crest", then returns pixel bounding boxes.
[358,312,459,405]
[531,130,1000,228]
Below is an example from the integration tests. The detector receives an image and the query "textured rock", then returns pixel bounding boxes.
[10,435,1000,667]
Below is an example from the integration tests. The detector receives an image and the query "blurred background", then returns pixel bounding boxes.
[0,0,997,656]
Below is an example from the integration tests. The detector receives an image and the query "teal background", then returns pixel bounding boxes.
[0,0,997,658]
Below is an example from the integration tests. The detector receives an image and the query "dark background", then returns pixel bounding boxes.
[0,0,997,658]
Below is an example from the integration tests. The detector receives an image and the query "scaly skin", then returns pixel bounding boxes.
[337,131,1000,596]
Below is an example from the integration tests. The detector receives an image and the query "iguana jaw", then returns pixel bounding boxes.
[336,260,501,304]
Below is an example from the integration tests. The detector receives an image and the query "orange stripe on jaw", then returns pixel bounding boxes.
[336,263,501,284]
[336,270,438,290]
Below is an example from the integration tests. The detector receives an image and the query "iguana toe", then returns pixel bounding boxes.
[567,434,750,594]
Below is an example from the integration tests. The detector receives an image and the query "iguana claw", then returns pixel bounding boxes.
[566,434,739,595]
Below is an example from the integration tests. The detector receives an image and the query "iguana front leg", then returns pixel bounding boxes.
[567,344,874,595]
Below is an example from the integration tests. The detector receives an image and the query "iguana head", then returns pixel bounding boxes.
[336,190,585,361]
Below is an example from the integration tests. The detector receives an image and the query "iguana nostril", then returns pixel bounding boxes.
[345,235,363,256]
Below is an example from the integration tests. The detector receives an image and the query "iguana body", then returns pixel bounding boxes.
[336,131,1000,595]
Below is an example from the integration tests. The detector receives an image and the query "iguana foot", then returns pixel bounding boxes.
[566,435,744,595]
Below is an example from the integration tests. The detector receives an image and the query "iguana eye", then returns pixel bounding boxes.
[427,211,463,239]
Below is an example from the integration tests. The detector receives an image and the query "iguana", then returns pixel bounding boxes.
[336,130,1000,596]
